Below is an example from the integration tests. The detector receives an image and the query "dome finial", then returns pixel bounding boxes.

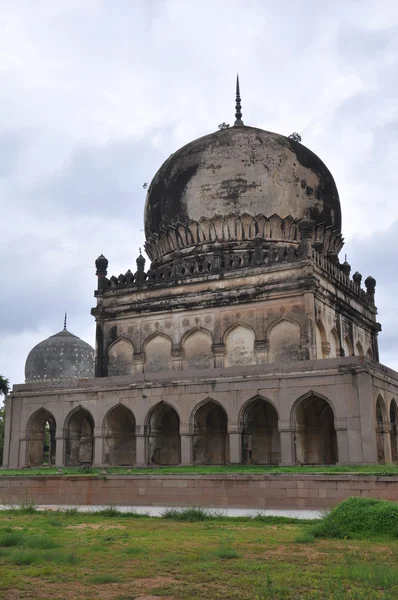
[234,74,244,127]
[63,312,67,331]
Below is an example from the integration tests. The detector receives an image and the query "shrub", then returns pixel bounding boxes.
[311,497,398,539]
[24,535,59,550]
[293,531,315,544]
[161,507,213,521]
[97,505,120,517]
[9,550,39,565]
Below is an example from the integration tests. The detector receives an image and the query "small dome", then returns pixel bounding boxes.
[25,329,95,383]
[144,126,342,265]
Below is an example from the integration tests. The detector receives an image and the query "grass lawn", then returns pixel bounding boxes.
[1,507,398,599]
[2,464,398,477]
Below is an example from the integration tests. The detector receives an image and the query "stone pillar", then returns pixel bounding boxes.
[55,433,65,467]
[180,435,192,465]
[135,434,146,466]
[171,348,182,371]
[213,343,225,368]
[356,370,377,463]
[93,429,103,466]
[254,340,267,365]
[334,420,349,464]
[384,424,392,464]
[228,425,241,464]
[279,421,295,465]
[298,219,315,259]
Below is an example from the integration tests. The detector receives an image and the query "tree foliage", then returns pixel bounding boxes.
[0,376,9,466]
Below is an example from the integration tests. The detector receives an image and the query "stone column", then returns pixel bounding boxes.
[180,436,192,465]
[228,424,241,464]
[171,348,182,371]
[279,420,295,465]
[55,432,65,467]
[93,428,103,466]
[334,419,349,464]
[135,434,146,467]
[384,424,392,464]
[356,370,377,463]
[213,343,225,368]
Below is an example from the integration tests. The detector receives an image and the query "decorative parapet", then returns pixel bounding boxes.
[312,249,376,305]
[145,213,344,265]
[96,243,301,294]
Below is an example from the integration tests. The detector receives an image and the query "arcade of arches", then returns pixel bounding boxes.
[23,394,357,467]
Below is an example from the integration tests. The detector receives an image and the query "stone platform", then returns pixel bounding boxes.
[1,474,398,510]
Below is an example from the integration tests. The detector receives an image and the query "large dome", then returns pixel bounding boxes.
[25,328,95,383]
[144,125,342,265]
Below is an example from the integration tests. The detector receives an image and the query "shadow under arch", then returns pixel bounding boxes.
[64,406,95,467]
[145,401,180,465]
[103,404,136,466]
[376,395,387,464]
[26,408,56,467]
[291,391,337,465]
[390,399,398,463]
[240,395,280,465]
[192,398,229,465]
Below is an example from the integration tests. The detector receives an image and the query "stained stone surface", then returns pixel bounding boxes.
[25,329,94,383]
[144,125,341,245]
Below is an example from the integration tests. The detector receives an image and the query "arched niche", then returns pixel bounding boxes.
[390,400,398,463]
[147,402,180,465]
[241,397,280,464]
[376,396,386,464]
[366,347,373,359]
[182,329,213,370]
[356,341,364,357]
[193,400,229,464]
[104,405,136,465]
[144,334,172,373]
[224,325,255,367]
[343,335,354,357]
[65,407,94,466]
[268,320,301,363]
[294,394,337,465]
[108,338,134,377]
[27,409,56,467]
[315,320,327,359]
[329,329,340,358]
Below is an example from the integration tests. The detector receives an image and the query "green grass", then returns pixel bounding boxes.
[1,503,398,599]
[3,463,398,476]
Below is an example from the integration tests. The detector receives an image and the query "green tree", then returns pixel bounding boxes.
[0,376,10,466]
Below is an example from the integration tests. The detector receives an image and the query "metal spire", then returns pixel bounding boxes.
[63,312,67,331]
[234,74,244,126]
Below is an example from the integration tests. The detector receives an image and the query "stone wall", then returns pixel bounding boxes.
[1,474,398,510]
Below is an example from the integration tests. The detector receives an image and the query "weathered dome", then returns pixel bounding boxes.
[144,126,342,265]
[25,329,95,383]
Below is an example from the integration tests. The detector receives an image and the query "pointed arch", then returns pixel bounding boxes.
[390,400,398,463]
[343,335,354,357]
[65,406,94,466]
[224,323,255,367]
[315,319,327,359]
[292,392,337,465]
[376,395,387,464]
[268,318,301,363]
[356,341,364,357]
[108,337,134,376]
[192,399,229,464]
[103,404,136,465]
[146,401,180,465]
[240,396,280,464]
[182,327,213,370]
[26,408,56,467]
[144,332,172,373]
[329,328,340,358]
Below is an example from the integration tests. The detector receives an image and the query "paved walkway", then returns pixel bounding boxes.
[0,504,321,519]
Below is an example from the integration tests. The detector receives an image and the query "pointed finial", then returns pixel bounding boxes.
[63,312,67,331]
[139,247,142,255]
[345,254,347,262]
[234,74,244,126]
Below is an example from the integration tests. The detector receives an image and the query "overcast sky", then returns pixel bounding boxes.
[1,0,398,387]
